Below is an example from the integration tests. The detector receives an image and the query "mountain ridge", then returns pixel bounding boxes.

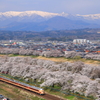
[0,11,100,31]
[1,11,100,19]
[0,11,60,18]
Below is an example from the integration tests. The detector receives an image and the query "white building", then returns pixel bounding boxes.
[73,39,90,44]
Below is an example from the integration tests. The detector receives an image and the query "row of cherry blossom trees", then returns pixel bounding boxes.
[84,53,100,60]
[0,56,99,99]
[0,48,100,60]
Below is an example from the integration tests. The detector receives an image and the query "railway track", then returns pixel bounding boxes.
[0,80,66,100]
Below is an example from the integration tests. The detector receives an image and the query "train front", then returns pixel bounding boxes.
[39,89,45,95]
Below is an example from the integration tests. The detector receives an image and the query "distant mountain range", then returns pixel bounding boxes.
[0,11,100,31]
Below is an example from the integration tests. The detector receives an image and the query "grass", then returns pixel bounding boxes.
[9,54,19,57]
[9,54,38,58]
[66,95,75,100]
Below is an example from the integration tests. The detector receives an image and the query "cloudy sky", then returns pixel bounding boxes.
[0,0,100,15]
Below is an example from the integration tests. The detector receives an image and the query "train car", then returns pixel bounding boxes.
[0,76,45,95]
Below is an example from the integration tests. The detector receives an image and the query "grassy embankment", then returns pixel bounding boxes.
[7,54,100,65]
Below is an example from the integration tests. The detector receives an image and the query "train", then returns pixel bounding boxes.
[0,76,45,95]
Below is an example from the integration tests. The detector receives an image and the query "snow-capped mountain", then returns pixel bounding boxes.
[0,11,66,24]
[0,11,100,31]
[1,10,100,20]
[1,11,100,20]
[0,11,60,18]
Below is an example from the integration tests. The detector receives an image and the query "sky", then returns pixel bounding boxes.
[0,0,100,15]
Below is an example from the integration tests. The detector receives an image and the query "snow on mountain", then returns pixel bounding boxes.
[76,14,100,20]
[0,11,21,17]
[0,11,60,18]
[0,11,100,20]
[22,11,59,18]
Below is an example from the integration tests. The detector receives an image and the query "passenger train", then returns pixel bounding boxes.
[0,76,45,95]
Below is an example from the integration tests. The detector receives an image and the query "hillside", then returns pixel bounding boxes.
[0,28,100,40]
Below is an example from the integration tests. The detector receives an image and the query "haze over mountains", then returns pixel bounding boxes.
[0,11,100,31]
